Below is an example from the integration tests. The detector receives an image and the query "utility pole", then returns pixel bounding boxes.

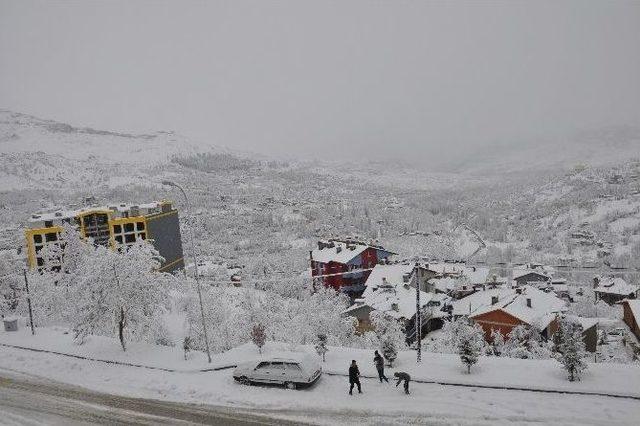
[415,262,422,363]
[162,180,212,363]
[23,269,35,335]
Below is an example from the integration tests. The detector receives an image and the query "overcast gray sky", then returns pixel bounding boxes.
[1,0,639,161]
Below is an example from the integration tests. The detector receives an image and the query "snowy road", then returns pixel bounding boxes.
[0,370,303,425]
[1,366,639,426]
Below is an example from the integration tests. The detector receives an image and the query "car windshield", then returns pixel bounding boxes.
[270,362,286,370]
[285,363,302,373]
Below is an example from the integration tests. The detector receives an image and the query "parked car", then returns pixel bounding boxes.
[233,353,322,389]
[607,327,626,337]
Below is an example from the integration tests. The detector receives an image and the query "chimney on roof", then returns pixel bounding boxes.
[516,288,523,294]
[526,298,532,308]
[391,302,399,312]
[491,296,499,305]
[593,276,599,288]
[336,246,342,253]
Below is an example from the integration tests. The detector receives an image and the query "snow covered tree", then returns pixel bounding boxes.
[503,325,534,359]
[23,226,102,328]
[490,329,505,357]
[503,325,552,359]
[371,311,406,367]
[556,319,588,381]
[70,241,173,350]
[457,320,485,373]
[382,339,398,367]
[426,316,467,354]
[251,323,266,353]
[315,333,328,362]
[0,250,22,314]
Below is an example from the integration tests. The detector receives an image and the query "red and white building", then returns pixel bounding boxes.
[309,239,395,296]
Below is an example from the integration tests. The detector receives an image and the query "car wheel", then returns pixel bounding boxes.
[238,376,250,385]
[284,382,296,390]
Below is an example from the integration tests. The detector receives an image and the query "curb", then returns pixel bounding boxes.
[0,342,235,373]
[323,372,640,401]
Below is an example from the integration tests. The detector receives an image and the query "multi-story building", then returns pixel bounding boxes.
[25,200,184,273]
[309,239,395,298]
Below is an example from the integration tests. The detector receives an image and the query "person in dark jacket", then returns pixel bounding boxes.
[348,360,362,395]
[394,372,411,394]
[373,350,389,383]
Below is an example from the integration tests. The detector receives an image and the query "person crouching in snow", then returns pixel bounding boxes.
[349,360,362,395]
[394,372,411,394]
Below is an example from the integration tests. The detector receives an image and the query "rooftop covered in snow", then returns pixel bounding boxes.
[28,201,173,225]
[593,276,638,296]
[453,285,567,330]
[310,239,394,265]
[345,263,448,320]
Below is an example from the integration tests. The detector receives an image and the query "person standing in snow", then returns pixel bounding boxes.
[374,350,389,383]
[348,360,362,395]
[394,371,411,394]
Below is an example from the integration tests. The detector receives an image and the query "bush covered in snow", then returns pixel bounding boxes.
[556,318,588,381]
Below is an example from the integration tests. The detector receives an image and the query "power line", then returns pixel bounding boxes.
[191,260,640,287]
[0,272,21,281]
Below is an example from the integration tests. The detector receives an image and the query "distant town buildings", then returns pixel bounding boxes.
[512,269,551,287]
[342,263,445,336]
[593,276,639,305]
[25,200,184,273]
[313,237,639,354]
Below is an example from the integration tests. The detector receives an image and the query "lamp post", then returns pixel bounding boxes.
[161,180,212,363]
[414,261,422,363]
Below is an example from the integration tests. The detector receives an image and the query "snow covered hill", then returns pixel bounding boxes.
[442,125,640,175]
[0,109,203,164]
[2,109,639,272]
[0,110,231,190]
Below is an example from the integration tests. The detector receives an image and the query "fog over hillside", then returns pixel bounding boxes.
[1,109,639,272]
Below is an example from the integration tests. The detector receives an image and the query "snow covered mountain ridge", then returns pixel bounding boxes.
[0,109,203,165]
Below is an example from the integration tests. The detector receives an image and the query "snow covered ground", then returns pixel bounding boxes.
[1,327,639,425]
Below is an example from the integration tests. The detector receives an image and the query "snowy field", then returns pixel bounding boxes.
[1,327,639,425]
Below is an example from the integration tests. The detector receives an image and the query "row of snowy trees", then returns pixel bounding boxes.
[426,316,588,380]
[427,317,573,360]
[180,283,360,354]
[4,225,405,357]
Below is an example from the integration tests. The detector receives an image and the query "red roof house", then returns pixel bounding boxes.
[309,239,394,297]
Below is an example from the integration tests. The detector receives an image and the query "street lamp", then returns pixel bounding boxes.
[161,180,212,363]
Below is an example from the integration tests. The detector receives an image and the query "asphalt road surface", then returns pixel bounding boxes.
[0,370,306,426]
